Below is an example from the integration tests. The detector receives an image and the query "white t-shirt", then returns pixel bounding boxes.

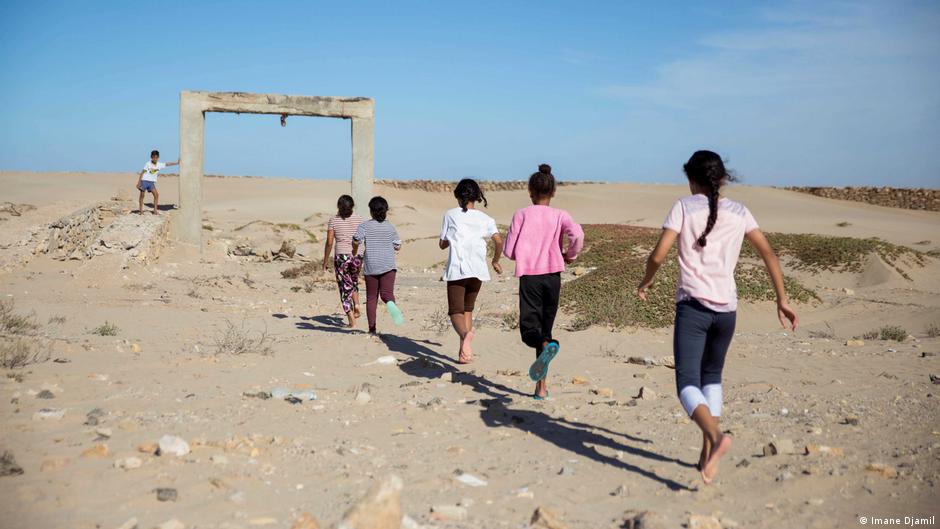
[141,162,166,182]
[440,207,499,281]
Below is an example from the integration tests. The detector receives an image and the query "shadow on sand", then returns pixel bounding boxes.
[294,314,364,335]
[378,332,693,491]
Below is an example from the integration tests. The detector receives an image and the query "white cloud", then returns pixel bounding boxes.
[597,1,940,186]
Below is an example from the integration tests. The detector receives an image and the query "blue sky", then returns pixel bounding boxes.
[1,0,938,186]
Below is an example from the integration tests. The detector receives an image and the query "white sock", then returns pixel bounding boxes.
[703,384,722,417]
[679,386,707,417]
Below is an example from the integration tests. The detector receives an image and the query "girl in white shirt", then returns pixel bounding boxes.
[439,179,503,364]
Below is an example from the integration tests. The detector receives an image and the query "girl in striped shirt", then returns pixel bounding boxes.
[352,196,405,334]
[323,195,364,328]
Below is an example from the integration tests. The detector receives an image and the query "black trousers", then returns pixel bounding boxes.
[518,273,561,358]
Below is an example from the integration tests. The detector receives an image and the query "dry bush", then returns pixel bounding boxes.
[0,300,49,369]
[927,323,940,338]
[281,261,319,279]
[422,306,452,334]
[1,337,50,369]
[214,320,274,356]
[0,299,40,336]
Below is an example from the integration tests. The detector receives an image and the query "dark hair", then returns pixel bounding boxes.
[454,178,487,212]
[368,196,389,222]
[337,194,354,219]
[151,150,160,157]
[528,163,556,199]
[683,150,736,248]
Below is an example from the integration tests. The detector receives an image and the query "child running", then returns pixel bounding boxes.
[323,195,364,328]
[136,150,178,215]
[503,164,584,399]
[636,150,799,484]
[439,179,504,364]
[352,196,405,334]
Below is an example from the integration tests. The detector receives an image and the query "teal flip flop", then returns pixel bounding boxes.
[386,301,405,326]
[533,391,550,401]
[529,341,560,382]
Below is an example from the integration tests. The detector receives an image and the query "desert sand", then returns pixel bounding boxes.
[1,170,939,529]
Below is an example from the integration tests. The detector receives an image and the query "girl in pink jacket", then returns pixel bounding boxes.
[503,164,584,399]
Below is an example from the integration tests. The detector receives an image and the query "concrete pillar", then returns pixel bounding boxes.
[176,93,205,246]
[350,117,374,217]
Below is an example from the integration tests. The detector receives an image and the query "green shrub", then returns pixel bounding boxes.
[561,225,821,329]
[90,321,120,336]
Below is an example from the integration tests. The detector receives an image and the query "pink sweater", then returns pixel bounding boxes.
[503,205,584,277]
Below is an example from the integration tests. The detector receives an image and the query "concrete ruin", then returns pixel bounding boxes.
[175,91,375,245]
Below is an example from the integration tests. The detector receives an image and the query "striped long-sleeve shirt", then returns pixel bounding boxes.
[353,219,401,276]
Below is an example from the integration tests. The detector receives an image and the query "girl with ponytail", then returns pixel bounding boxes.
[503,164,584,399]
[636,150,798,485]
[439,179,503,363]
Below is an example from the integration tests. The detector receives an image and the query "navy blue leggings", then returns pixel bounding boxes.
[674,299,736,395]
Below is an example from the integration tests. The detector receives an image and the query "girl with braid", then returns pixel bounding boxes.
[439,179,503,363]
[637,150,799,484]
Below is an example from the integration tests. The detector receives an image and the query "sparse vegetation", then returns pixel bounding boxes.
[47,315,66,325]
[741,233,926,279]
[1,338,50,369]
[927,323,940,338]
[561,225,819,329]
[878,325,908,342]
[861,325,909,342]
[214,320,274,356]
[0,300,40,336]
[422,306,452,334]
[281,261,319,279]
[0,300,49,369]
[836,221,851,227]
[90,321,120,336]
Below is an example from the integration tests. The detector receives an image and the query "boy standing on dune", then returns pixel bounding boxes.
[136,149,179,214]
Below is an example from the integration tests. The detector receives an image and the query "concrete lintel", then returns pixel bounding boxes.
[181,91,373,119]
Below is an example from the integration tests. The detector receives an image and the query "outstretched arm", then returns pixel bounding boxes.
[746,229,798,330]
[166,160,180,167]
[637,229,678,300]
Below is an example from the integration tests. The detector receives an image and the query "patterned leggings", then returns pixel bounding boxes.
[333,254,361,313]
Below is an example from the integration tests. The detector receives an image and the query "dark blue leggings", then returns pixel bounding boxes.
[673,299,736,416]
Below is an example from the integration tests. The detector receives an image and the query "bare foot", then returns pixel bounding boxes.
[702,435,732,484]
[463,329,474,361]
[458,335,470,364]
[697,437,712,471]
[534,379,548,398]
[151,210,159,215]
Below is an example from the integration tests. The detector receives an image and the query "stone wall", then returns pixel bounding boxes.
[785,187,940,212]
[376,180,586,193]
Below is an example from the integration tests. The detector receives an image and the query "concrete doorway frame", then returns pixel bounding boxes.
[174,91,374,245]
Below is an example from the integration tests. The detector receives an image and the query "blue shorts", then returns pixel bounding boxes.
[139,181,156,193]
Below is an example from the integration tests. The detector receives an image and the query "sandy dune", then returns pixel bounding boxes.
[1,171,938,529]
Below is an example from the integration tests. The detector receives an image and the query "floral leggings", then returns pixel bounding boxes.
[333,254,362,313]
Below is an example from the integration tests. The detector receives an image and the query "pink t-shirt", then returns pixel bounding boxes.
[327,214,364,256]
[663,195,759,312]
[503,205,584,277]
